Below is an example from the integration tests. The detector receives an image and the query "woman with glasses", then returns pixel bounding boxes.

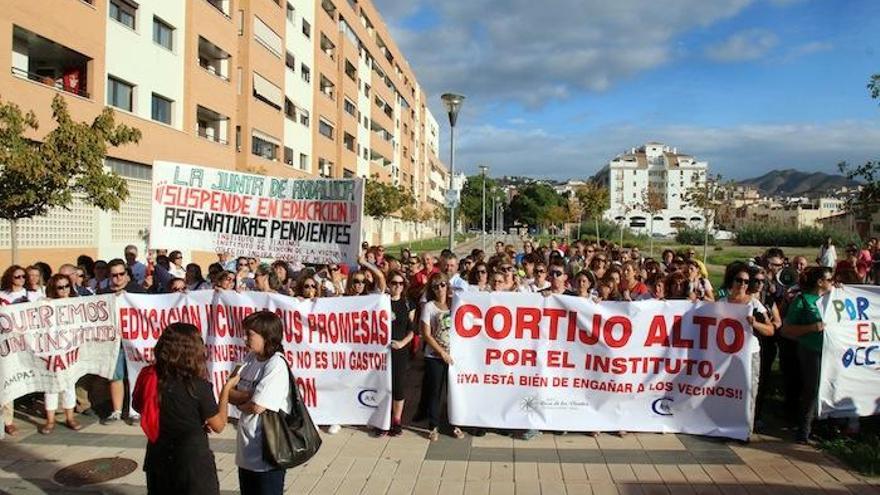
[526,261,550,293]
[417,273,463,441]
[747,266,782,428]
[213,270,236,291]
[346,255,387,296]
[38,274,84,434]
[723,264,774,434]
[488,272,508,292]
[294,272,319,300]
[0,265,40,305]
[466,262,490,292]
[782,266,834,444]
[167,250,186,278]
[385,270,414,436]
[167,278,187,293]
[685,260,715,301]
[89,260,110,292]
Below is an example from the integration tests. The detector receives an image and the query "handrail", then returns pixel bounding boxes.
[11,67,90,98]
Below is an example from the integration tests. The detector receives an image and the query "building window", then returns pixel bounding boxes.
[286,2,295,22]
[299,108,310,127]
[152,17,174,50]
[343,98,356,116]
[318,118,334,139]
[344,60,356,81]
[235,125,242,151]
[302,19,311,38]
[343,132,355,152]
[151,93,172,124]
[251,133,279,160]
[301,64,311,83]
[109,0,136,30]
[299,153,309,170]
[107,76,133,111]
[285,51,295,72]
[284,146,294,165]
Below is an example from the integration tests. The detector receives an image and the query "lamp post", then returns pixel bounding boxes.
[441,92,465,252]
[479,165,489,252]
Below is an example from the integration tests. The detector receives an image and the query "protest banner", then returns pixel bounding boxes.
[818,285,880,418]
[0,295,120,405]
[448,292,753,440]
[118,291,392,429]
[149,161,364,265]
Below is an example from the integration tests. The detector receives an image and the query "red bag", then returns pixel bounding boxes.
[132,365,160,443]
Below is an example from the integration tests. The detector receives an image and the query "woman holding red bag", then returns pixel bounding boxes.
[133,323,238,495]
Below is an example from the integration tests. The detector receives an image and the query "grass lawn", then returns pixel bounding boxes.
[386,234,473,253]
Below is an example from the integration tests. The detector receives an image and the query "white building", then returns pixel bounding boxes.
[603,142,707,236]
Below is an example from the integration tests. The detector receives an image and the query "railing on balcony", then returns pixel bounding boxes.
[204,0,231,18]
[11,67,90,98]
[197,128,228,145]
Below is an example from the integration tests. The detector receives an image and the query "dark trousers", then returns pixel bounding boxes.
[779,337,802,418]
[238,468,286,495]
[797,346,822,440]
[422,357,448,429]
[755,334,777,423]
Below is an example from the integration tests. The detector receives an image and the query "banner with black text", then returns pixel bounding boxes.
[118,291,391,429]
[448,293,753,440]
[150,161,364,265]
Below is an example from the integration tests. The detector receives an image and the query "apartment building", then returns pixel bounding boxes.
[0,0,447,266]
[603,142,708,236]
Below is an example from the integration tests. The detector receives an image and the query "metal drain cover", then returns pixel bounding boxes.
[53,457,138,487]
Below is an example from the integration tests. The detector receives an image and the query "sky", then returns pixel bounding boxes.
[373,0,880,181]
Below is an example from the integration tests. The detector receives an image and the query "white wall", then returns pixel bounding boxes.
[356,47,371,177]
[283,0,314,173]
[105,0,185,129]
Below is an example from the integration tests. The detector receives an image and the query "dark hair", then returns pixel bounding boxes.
[107,258,126,272]
[721,261,750,291]
[242,311,284,359]
[802,266,833,292]
[0,265,26,292]
[77,255,95,278]
[46,274,73,299]
[186,263,205,284]
[25,265,45,291]
[664,272,691,300]
[467,262,489,285]
[425,272,449,303]
[271,260,290,282]
[33,262,52,286]
[155,323,208,386]
[168,277,187,291]
[213,270,235,288]
[294,271,319,298]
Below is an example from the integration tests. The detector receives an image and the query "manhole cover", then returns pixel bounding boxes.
[53,457,138,487]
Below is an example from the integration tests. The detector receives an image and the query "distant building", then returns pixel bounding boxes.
[729,197,844,230]
[603,142,708,235]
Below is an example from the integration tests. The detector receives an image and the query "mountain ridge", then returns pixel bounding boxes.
[737,169,858,196]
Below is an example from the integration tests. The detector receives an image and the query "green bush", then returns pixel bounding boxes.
[571,220,650,247]
[675,227,709,246]
[734,225,861,247]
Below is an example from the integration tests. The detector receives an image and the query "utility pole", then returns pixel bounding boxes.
[479,165,489,253]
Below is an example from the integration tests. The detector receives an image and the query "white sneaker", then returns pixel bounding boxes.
[327,424,341,435]
[127,413,141,425]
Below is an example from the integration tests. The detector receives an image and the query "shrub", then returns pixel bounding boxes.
[734,225,861,247]
[675,227,709,246]
[571,220,649,246]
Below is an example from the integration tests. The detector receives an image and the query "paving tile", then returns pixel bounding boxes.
[557,449,606,463]
[539,480,567,494]
[440,480,467,495]
[465,480,492,495]
[387,476,418,495]
[514,479,541,495]
[412,477,440,495]
[590,481,621,495]
[514,449,560,463]
[491,461,515,481]
[602,451,650,464]
[514,462,539,481]
[466,461,492,481]
[471,448,515,463]
[607,464,638,483]
[560,462,588,481]
[444,460,469,481]
[419,460,446,479]
[631,464,663,483]
[537,462,563,480]
[584,463,613,481]
[490,480,517,495]
[645,450,698,465]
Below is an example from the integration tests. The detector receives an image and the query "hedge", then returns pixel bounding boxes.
[734,225,861,247]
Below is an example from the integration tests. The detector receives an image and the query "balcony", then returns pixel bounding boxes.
[196,105,229,144]
[320,33,336,61]
[204,0,230,17]
[11,25,91,98]
[319,75,335,100]
[322,0,337,20]
[198,36,230,81]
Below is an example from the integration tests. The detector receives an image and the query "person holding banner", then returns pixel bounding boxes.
[39,274,84,435]
[466,262,491,292]
[135,322,238,495]
[417,273,464,441]
[386,270,414,437]
[781,266,834,444]
[229,311,291,495]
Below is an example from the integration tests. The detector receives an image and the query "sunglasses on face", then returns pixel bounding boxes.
[329,266,339,271]
[535,269,546,273]
[734,278,750,285]
[111,272,127,278]
[432,282,447,289]
[352,279,366,284]
[55,284,71,290]
[822,277,834,283]
[171,286,186,292]
[302,284,317,290]
[549,271,564,277]
[752,278,765,284]
[389,280,404,286]
[476,269,487,274]
[502,266,514,272]
[13,274,25,280]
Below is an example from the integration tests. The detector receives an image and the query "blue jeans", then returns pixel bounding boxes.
[238,468,286,495]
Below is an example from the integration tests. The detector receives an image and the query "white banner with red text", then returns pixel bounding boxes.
[448,293,753,440]
[0,295,120,405]
[149,161,364,265]
[819,285,880,418]
[118,291,392,429]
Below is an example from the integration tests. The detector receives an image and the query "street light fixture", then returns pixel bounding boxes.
[441,92,465,252]
[478,165,489,252]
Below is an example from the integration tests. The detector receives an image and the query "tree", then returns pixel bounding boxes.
[0,94,141,263]
[574,183,610,241]
[458,173,499,230]
[869,73,880,102]
[507,183,565,232]
[837,74,880,229]
[364,176,412,244]
[640,188,666,256]
[684,174,735,260]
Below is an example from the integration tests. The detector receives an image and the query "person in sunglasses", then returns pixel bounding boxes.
[39,274,84,434]
[545,262,570,296]
[782,266,834,444]
[466,262,491,292]
[383,270,414,437]
[416,273,463,441]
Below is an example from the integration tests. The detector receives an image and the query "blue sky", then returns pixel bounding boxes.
[373,0,880,180]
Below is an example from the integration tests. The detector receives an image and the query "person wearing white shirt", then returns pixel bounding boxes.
[229,311,291,494]
[168,250,186,278]
[124,244,147,285]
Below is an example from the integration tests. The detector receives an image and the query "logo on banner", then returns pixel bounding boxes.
[520,395,588,414]
[358,388,379,408]
[651,397,674,416]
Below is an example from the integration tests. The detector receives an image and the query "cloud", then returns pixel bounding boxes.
[785,41,834,60]
[374,0,754,107]
[705,29,779,62]
[451,120,880,181]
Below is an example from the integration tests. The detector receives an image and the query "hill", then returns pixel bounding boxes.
[738,169,858,196]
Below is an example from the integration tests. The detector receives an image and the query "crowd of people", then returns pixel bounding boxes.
[0,235,875,494]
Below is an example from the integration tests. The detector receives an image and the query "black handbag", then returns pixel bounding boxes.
[261,356,322,469]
